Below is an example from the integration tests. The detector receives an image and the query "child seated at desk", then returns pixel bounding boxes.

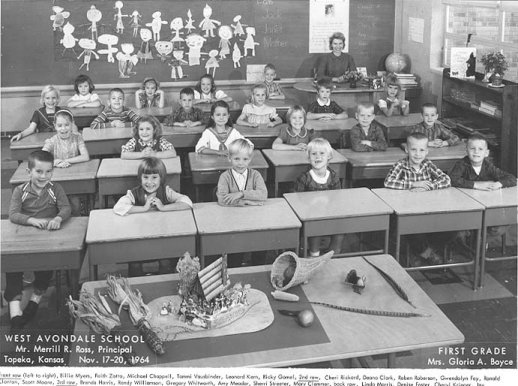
[195,101,250,157]
[450,133,516,242]
[90,88,140,129]
[121,115,176,159]
[66,74,102,108]
[347,102,387,152]
[7,150,71,330]
[11,85,77,142]
[135,77,165,109]
[42,110,90,215]
[236,83,282,128]
[410,103,460,148]
[306,79,348,121]
[264,63,285,100]
[193,74,232,104]
[163,87,204,127]
[217,138,267,206]
[294,138,344,257]
[385,132,452,265]
[272,105,315,151]
[377,73,409,117]
[113,157,193,276]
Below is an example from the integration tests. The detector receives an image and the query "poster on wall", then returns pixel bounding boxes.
[450,47,477,79]
[309,0,350,53]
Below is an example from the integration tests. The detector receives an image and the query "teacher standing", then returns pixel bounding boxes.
[316,32,357,82]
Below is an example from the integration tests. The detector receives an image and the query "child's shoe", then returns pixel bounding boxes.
[10,316,26,332]
[22,300,39,323]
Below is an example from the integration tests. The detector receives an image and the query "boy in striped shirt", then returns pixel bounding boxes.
[90,88,140,129]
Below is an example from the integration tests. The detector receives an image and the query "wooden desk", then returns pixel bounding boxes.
[193,198,301,266]
[374,113,423,145]
[96,158,181,208]
[337,145,466,186]
[10,159,100,210]
[9,132,54,161]
[307,118,357,146]
[1,217,88,309]
[85,209,197,280]
[284,188,393,257]
[372,188,484,289]
[262,149,347,197]
[188,150,268,202]
[237,124,283,149]
[70,255,463,367]
[135,106,172,121]
[458,186,518,287]
[69,106,103,128]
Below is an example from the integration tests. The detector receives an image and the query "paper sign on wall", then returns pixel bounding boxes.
[246,64,266,83]
[309,0,350,53]
[408,17,424,44]
[450,47,477,79]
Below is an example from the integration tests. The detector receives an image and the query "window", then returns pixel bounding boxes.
[443,0,518,81]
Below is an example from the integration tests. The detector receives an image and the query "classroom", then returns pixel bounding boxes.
[1,0,517,370]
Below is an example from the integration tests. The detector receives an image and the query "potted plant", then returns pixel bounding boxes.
[480,52,509,85]
[344,70,364,88]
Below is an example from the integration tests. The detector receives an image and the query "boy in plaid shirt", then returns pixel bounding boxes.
[385,132,452,265]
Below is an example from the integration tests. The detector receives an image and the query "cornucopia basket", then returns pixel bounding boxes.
[270,250,334,290]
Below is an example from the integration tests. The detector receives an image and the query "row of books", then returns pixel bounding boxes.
[479,100,502,117]
[394,73,419,87]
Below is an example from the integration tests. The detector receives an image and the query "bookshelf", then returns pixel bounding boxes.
[441,68,517,175]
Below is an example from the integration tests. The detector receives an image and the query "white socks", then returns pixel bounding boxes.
[9,300,22,318]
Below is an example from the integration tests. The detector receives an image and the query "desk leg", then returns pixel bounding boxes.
[195,185,200,203]
[479,216,488,288]
[90,265,98,281]
[274,175,279,197]
[387,353,396,368]
[474,226,481,290]
[302,224,308,258]
[384,229,389,254]
[55,270,62,314]
[395,233,401,264]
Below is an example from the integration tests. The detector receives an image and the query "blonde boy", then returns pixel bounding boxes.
[216,138,267,206]
[263,63,285,100]
[347,102,387,152]
[90,88,140,129]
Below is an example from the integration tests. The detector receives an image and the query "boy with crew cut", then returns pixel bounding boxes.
[90,88,140,129]
[410,103,460,148]
[163,87,204,127]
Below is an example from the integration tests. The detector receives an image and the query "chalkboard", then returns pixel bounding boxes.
[1,0,394,87]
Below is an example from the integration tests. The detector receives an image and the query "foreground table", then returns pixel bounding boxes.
[96,158,181,208]
[1,217,88,309]
[10,159,100,211]
[373,188,484,289]
[70,255,463,367]
[338,145,466,187]
[284,188,393,257]
[85,209,197,280]
[188,150,268,201]
[193,198,301,266]
[262,149,347,196]
[458,186,518,288]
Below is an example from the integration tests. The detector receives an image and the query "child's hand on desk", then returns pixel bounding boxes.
[218,150,229,157]
[54,159,71,168]
[295,143,308,151]
[10,133,22,142]
[184,120,194,127]
[28,218,49,229]
[223,192,244,205]
[47,217,62,230]
[242,200,263,206]
[360,140,373,147]
[428,139,443,148]
[474,181,503,191]
[411,181,433,191]
[248,122,259,128]
[319,114,335,121]
[151,197,164,210]
[142,147,155,157]
[111,120,125,128]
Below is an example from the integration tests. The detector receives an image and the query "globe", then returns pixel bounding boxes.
[385,53,410,73]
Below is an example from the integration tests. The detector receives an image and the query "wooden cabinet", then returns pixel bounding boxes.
[441,68,517,174]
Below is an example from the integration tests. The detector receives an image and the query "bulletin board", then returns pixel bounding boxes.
[0,0,395,87]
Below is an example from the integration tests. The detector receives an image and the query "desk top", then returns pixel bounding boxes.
[86,209,197,244]
[188,150,268,172]
[76,254,463,367]
[193,198,301,234]
[338,145,466,166]
[284,188,393,221]
[236,124,283,139]
[135,106,172,117]
[374,113,423,128]
[82,125,204,142]
[192,100,241,113]
[10,159,100,185]
[266,98,299,110]
[1,217,88,255]
[9,132,54,151]
[96,157,181,178]
[262,149,347,166]
[306,118,357,132]
[294,81,377,94]
[373,187,485,215]
[458,186,518,209]
[69,106,103,117]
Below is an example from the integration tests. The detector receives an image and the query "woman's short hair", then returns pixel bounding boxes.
[328,32,346,50]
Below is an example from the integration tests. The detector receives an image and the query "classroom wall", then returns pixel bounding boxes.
[393,0,444,110]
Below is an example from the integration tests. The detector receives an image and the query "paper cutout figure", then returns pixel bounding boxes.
[199,4,221,38]
[61,22,78,56]
[146,11,167,41]
[232,43,242,68]
[156,41,173,62]
[130,10,142,38]
[170,17,184,47]
[244,27,259,56]
[136,28,153,64]
[113,1,128,34]
[185,9,196,33]
[77,39,99,71]
[116,43,138,78]
[231,15,246,37]
[97,34,119,63]
[218,26,233,59]
[170,51,188,80]
[185,33,206,66]
[51,6,70,32]
[87,6,102,41]
[205,50,219,77]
